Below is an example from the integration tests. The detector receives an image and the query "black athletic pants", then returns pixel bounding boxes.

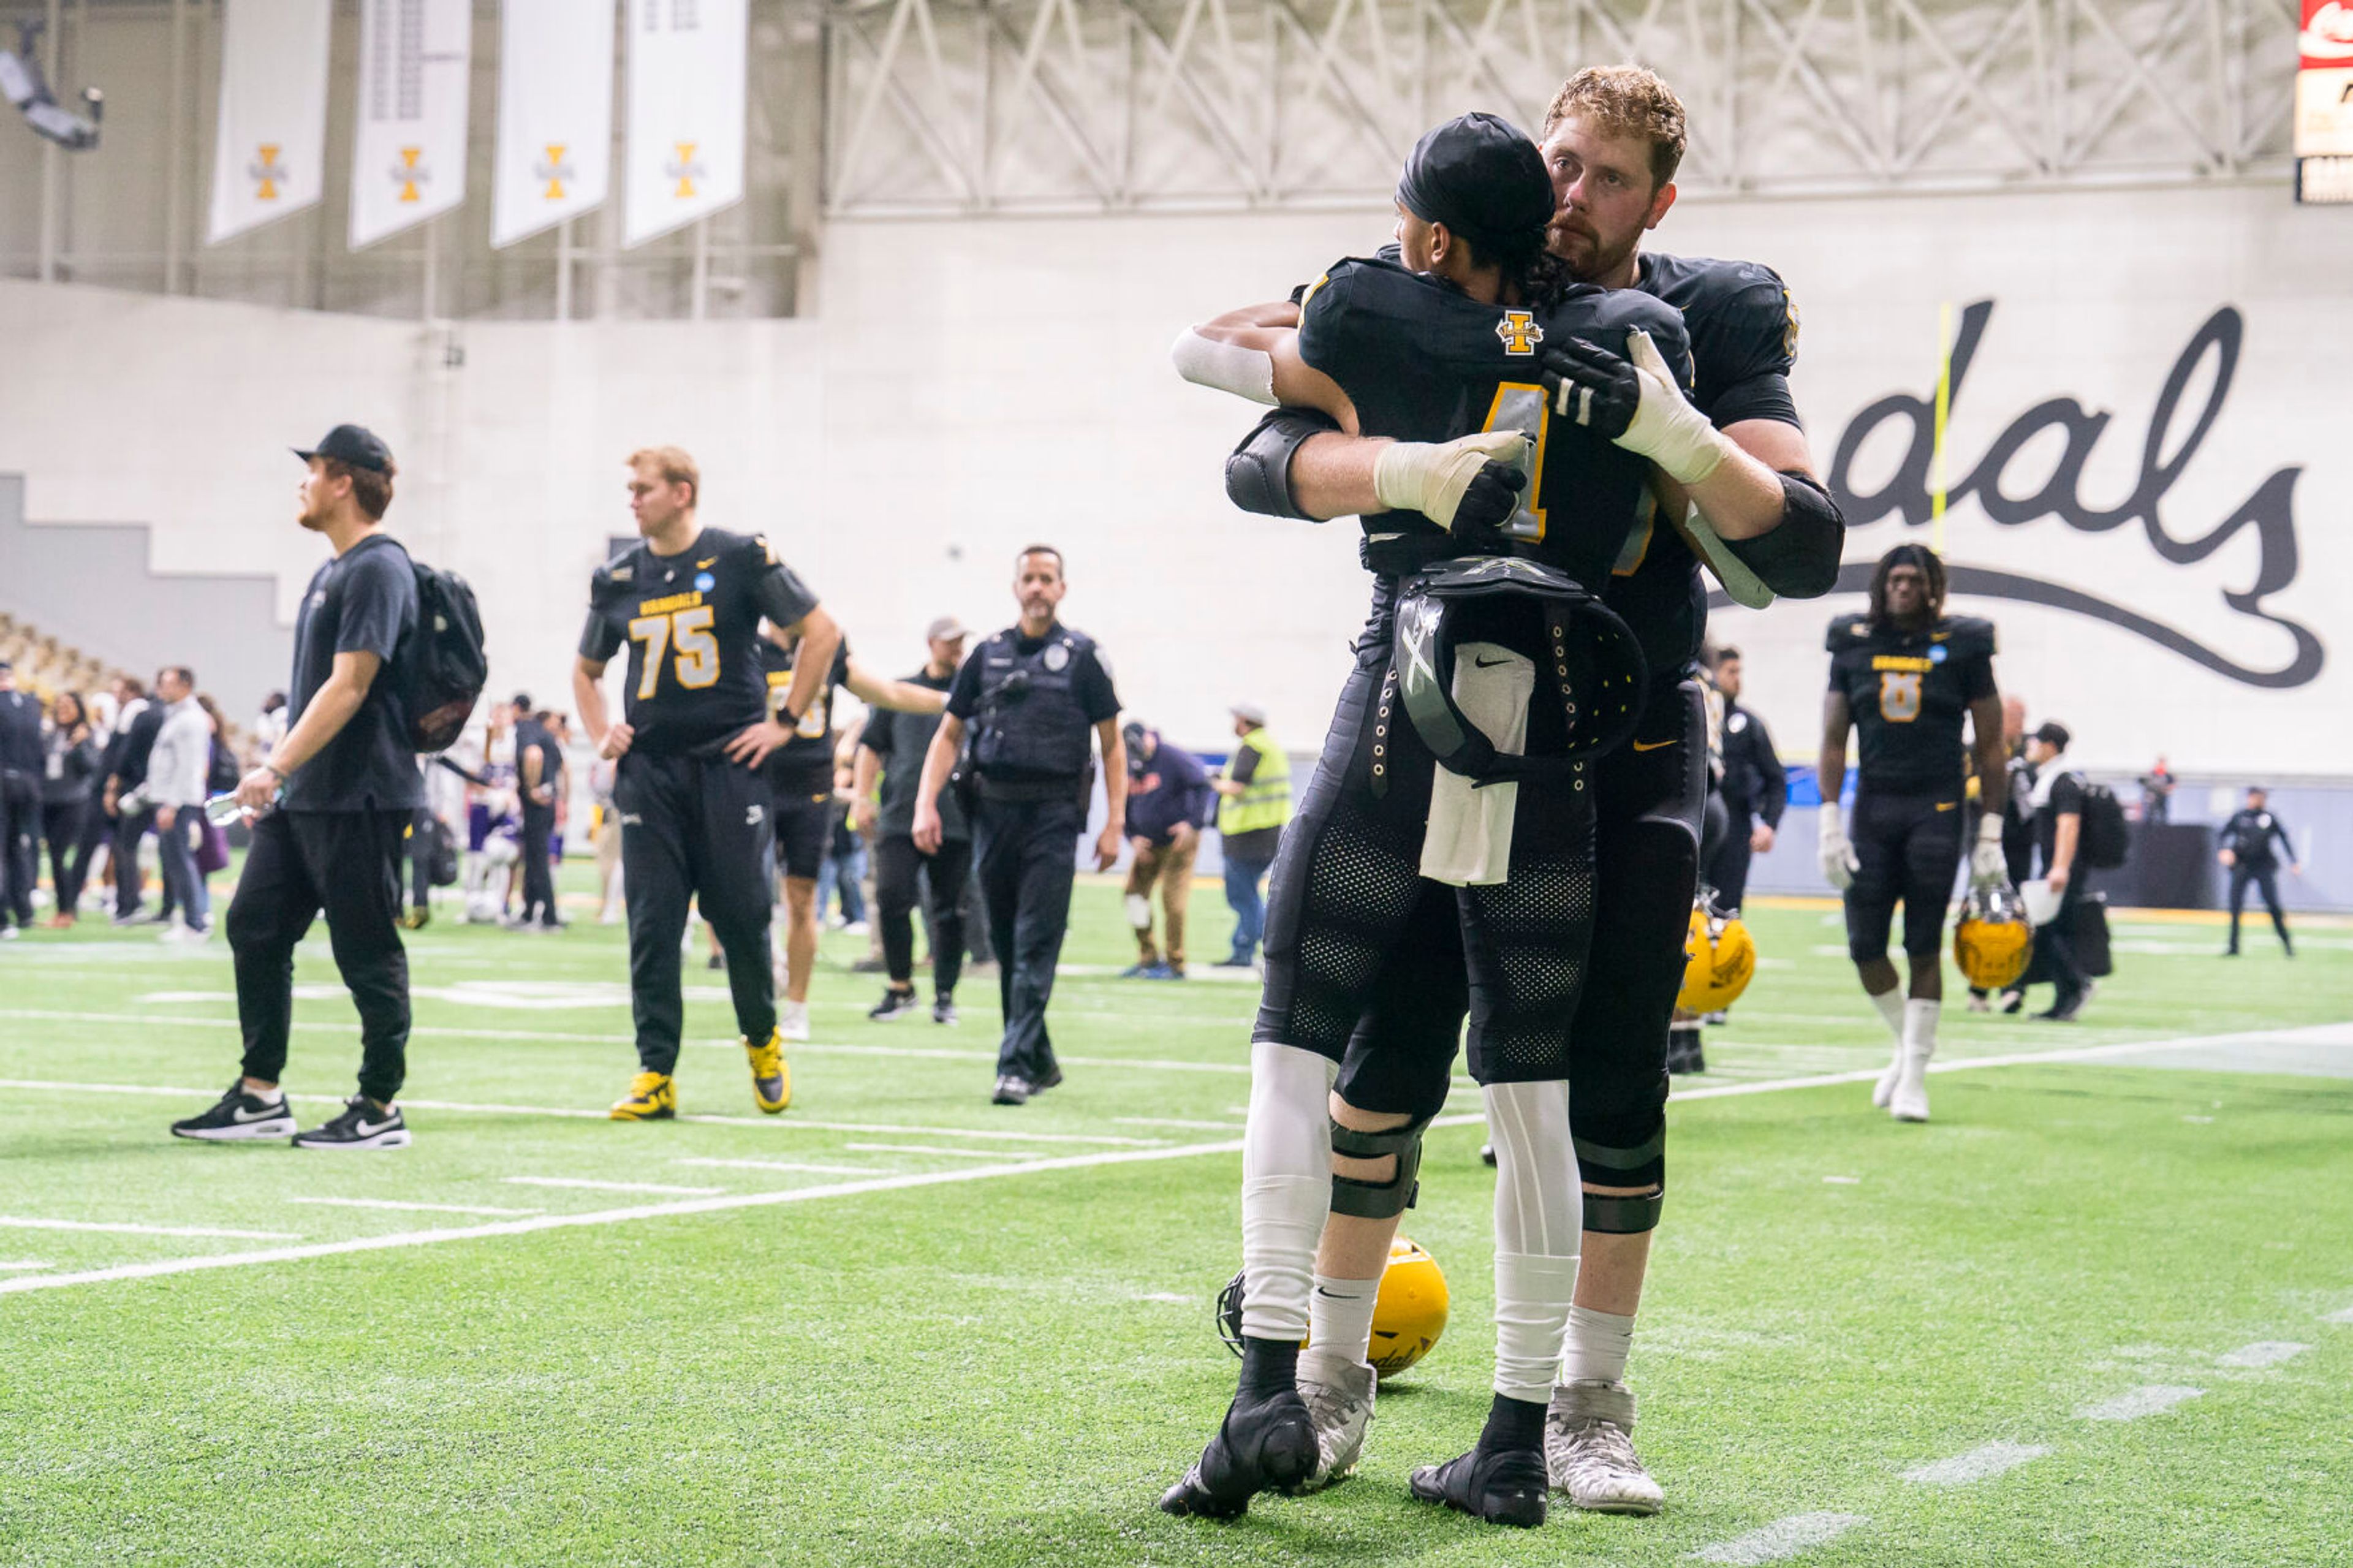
[874,831,971,999]
[228,808,412,1104]
[2227,862,2290,953]
[2023,887,2090,1007]
[1702,808,1755,912]
[615,749,776,1074]
[519,805,559,926]
[974,792,1082,1085]
[112,805,169,920]
[42,798,91,917]
[408,807,436,911]
[0,781,36,928]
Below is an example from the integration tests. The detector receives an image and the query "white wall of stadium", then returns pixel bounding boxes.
[5,181,2348,787]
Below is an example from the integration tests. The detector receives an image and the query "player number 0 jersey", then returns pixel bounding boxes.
[1825,612,1996,795]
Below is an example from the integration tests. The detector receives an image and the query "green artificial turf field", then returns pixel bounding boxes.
[2,869,2349,1566]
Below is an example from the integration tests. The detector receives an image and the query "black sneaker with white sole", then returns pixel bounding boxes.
[170,1081,298,1142]
[933,996,959,1026]
[291,1097,412,1150]
[868,987,921,1021]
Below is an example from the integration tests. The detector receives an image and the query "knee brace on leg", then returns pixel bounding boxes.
[1241,1041,1339,1343]
[1328,1114,1433,1220]
[1573,1119,1665,1234]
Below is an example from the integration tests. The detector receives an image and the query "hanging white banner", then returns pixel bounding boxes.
[206,0,332,245]
[623,0,747,249]
[349,0,474,249]
[491,0,616,249]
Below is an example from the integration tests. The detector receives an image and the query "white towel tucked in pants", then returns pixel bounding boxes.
[1419,642,1534,886]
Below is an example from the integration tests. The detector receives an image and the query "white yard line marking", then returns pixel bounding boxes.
[2324,1306,2353,1325]
[0,1137,1246,1298]
[0,1080,1158,1148]
[2075,1385,2204,1421]
[674,1157,879,1177]
[285,1197,545,1218]
[0,1216,298,1240]
[1112,1116,1248,1131]
[0,1260,53,1271]
[1823,1176,1861,1184]
[844,1143,1040,1161]
[2216,1341,2309,1368]
[1901,1441,2051,1487]
[504,1177,726,1196]
[1694,1512,1870,1564]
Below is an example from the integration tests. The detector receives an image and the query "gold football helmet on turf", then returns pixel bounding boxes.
[1218,1236,1451,1380]
[1953,882,2033,991]
[1678,900,1756,1013]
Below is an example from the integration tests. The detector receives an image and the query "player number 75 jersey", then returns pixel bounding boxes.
[578,527,823,759]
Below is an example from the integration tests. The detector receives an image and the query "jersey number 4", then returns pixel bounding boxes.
[629,606,720,697]
[1878,671,1922,722]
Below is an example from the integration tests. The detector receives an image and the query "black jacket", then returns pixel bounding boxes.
[1718,702,1786,827]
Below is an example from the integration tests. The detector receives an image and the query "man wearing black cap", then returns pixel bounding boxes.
[854,615,972,1023]
[2219,786,2300,957]
[171,425,423,1150]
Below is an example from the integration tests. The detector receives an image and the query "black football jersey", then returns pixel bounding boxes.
[579,527,821,758]
[759,635,852,795]
[1604,252,1802,679]
[1826,613,1998,795]
[1295,254,1695,591]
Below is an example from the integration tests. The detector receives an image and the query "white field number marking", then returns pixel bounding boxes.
[1694,1512,1870,1564]
[1901,1441,2050,1487]
[2075,1385,2204,1421]
[2216,1341,2309,1368]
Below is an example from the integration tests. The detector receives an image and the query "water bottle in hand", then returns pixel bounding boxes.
[205,792,265,827]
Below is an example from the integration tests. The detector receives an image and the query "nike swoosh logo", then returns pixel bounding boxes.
[231,1103,286,1123]
[1931,632,1951,642]
[696,557,718,569]
[354,1117,397,1137]
[1936,801,1958,811]
[1632,739,1677,752]
[1472,656,1513,668]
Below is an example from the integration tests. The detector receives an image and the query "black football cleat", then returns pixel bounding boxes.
[1409,1445,1549,1529]
[1158,1385,1318,1520]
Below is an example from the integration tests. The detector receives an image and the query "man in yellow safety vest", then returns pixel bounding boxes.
[1210,702,1290,969]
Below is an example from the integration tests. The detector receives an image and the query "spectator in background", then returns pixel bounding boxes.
[2138,757,2175,824]
[2219,786,2299,958]
[590,755,623,925]
[253,691,289,766]
[0,659,43,937]
[1210,702,1289,969]
[1120,721,1212,980]
[146,665,214,942]
[40,691,99,927]
[103,674,168,926]
[510,702,563,931]
[856,617,972,1025]
[2012,722,2090,1021]
[1703,647,1784,914]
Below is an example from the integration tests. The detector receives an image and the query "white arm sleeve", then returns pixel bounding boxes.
[1170,327,1278,406]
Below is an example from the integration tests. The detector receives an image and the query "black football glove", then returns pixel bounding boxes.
[1449,461,1526,551]
[1538,338,1643,439]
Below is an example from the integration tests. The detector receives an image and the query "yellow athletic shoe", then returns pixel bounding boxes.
[745,1029,791,1113]
[609,1070,676,1121]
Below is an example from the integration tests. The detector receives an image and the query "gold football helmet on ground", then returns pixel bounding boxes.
[1679,899,1757,1014]
[1218,1237,1451,1380]
[1954,882,2033,991]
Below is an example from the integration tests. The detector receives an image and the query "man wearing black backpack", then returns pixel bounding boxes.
[171,425,423,1151]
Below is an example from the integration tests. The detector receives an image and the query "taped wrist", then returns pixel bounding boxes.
[1573,1123,1665,1235]
[1330,1114,1433,1219]
[1724,471,1846,598]
[1225,407,1340,520]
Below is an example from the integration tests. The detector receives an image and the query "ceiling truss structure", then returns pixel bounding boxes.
[822,0,2302,215]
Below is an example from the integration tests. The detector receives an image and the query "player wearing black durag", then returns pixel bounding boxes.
[573,446,842,1120]
[1208,66,1846,1519]
[1817,543,2009,1123]
[1164,113,1688,1529]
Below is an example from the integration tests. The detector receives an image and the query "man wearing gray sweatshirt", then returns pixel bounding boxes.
[145,665,214,940]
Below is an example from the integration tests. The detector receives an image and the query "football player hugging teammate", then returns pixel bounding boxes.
[1817,544,2010,1123]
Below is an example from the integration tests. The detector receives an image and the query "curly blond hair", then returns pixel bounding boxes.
[1542,66,1688,189]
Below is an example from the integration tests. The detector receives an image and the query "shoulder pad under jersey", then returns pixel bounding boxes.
[1825,612,1873,653]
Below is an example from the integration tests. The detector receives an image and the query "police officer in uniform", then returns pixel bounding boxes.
[2219,786,2299,956]
[913,546,1124,1107]
[1703,645,1784,913]
[1818,543,2008,1121]
[572,445,841,1121]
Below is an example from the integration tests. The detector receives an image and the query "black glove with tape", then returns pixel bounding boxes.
[1539,338,1644,439]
